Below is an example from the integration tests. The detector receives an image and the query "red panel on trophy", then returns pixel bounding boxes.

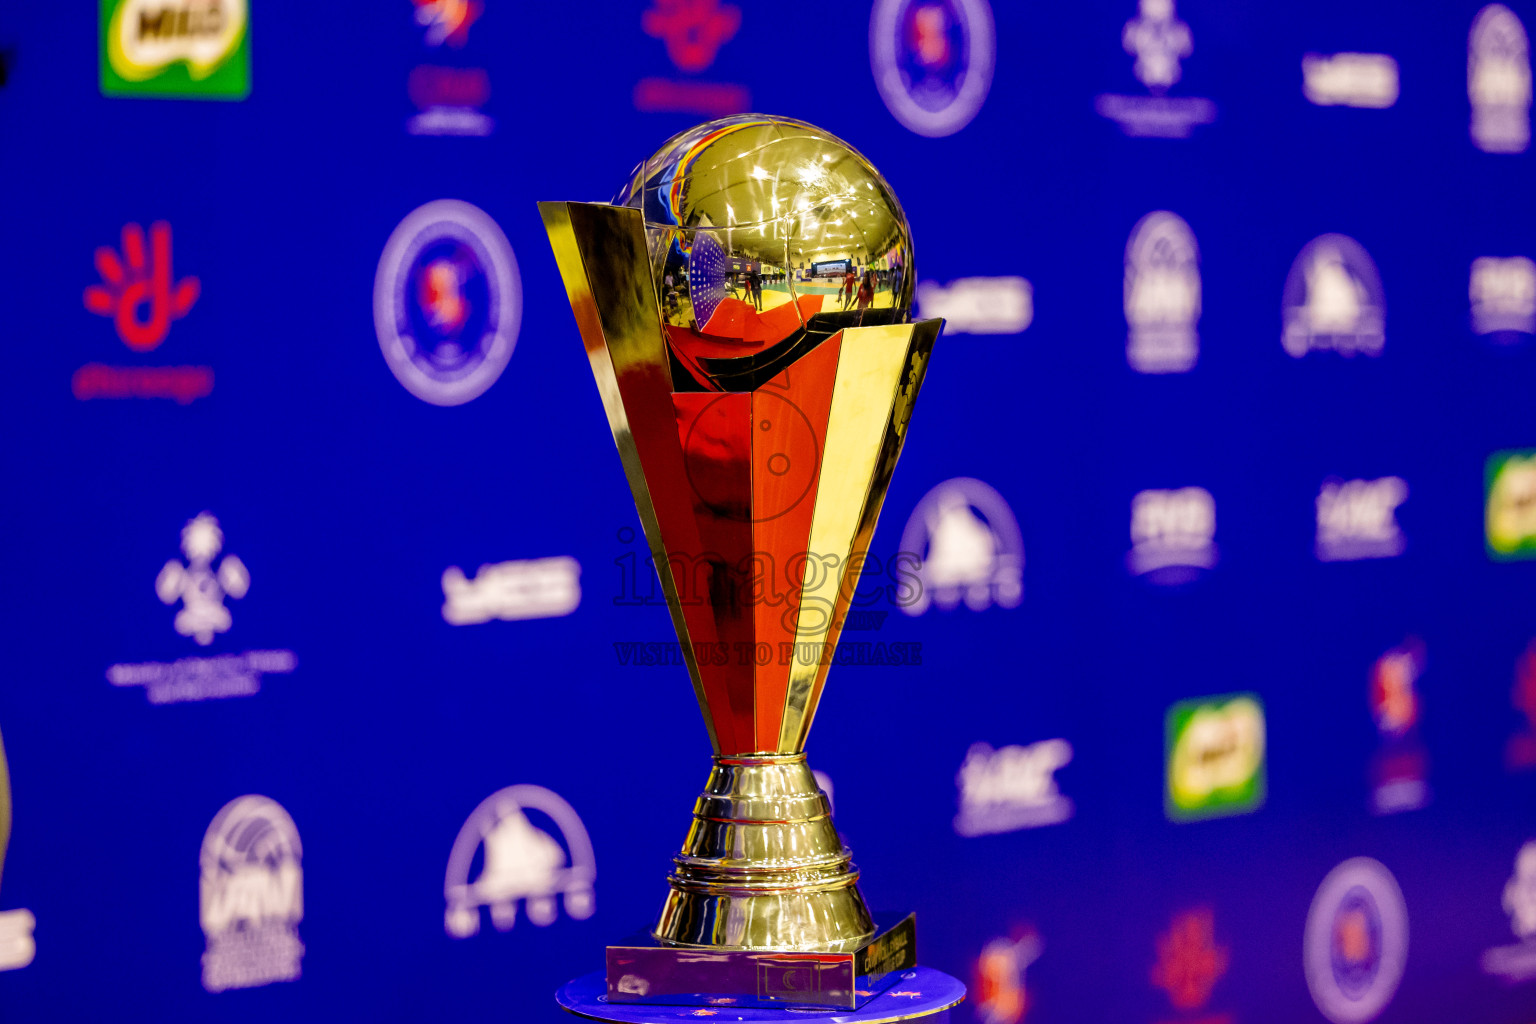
[674,390,756,754]
[750,333,841,753]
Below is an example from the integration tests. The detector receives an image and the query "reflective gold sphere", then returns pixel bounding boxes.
[616,115,914,387]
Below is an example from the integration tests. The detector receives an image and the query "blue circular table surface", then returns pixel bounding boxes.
[555,966,965,1023]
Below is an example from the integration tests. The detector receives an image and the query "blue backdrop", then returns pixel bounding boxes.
[1,1,1534,1022]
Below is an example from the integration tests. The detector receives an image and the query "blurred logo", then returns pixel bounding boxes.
[83,221,199,351]
[1282,234,1386,358]
[1125,211,1200,374]
[200,795,303,993]
[78,221,212,404]
[407,0,491,136]
[101,0,249,99]
[898,478,1023,616]
[414,0,480,46]
[444,784,595,938]
[644,0,739,72]
[871,0,996,138]
[954,739,1074,837]
[107,513,295,704]
[1165,693,1265,822]
[1470,4,1531,154]
[442,556,581,625]
[1303,53,1399,108]
[634,0,749,116]
[974,928,1042,1024]
[1471,256,1536,338]
[1304,858,1408,1024]
[1096,0,1216,138]
[1128,487,1217,584]
[1150,907,1230,1021]
[1483,840,1536,981]
[1315,477,1408,562]
[374,200,520,406]
[156,512,248,645]
[408,66,492,136]
[1505,640,1536,770]
[916,276,1032,335]
[1368,639,1429,815]
[1486,449,1536,559]
[0,727,35,973]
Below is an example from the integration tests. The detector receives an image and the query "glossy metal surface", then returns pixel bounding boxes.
[540,114,940,955]
[558,965,964,1024]
[654,754,872,951]
[615,115,914,361]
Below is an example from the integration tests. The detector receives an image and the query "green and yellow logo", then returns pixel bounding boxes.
[100,0,249,99]
[1487,450,1536,560]
[1165,693,1266,822]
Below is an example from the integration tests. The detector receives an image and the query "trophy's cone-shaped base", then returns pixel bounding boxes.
[653,754,876,952]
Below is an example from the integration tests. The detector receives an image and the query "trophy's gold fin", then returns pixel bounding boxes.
[539,201,720,753]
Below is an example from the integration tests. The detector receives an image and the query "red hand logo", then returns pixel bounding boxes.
[83,222,200,352]
[642,0,742,74]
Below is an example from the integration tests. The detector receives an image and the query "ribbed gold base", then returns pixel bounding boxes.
[652,753,877,952]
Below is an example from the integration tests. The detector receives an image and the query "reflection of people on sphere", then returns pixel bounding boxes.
[857,269,876,310]
[842,267,857,310]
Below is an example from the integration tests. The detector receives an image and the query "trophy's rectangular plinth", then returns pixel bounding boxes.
[605,913,916,1011]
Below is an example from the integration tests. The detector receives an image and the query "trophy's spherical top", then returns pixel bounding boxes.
[616,115,914,357]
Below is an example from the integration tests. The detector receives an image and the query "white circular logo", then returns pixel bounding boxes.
[870,0,996,138]
[373,199,521,406]
[1304,857,1409,1024]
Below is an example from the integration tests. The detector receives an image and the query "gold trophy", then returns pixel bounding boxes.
[542,115,952,1015]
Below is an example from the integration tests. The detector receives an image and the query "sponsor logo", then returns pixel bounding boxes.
[445,784,595,937]
[1125,211,1200,374]
[1486,449,1536,559]
[916,276,1032,335]
[200,795,303,993]
[78,220,212,404]
[1368,639,1429,815]
[414,0,480,46]
[1304,858,1408,1024]
[374,200,521,406]
[1096,0,1216,138]
[442,556,581,625]
[1303,53,1399,108]
[1471,256,1536,339]
[1165,693,1265,822]
[1483,840,1536,982]
[1505,640,1536,770]
[1315,477,1408,562]
[954,739,1073,837]
[1282,234,1385,359]
[898,478,1023,616]
[974,928,1042,1024]
[1470,4,1532,154]
[1128,487,1216,584]
[634,0,749,116]
[107,513,296,704]
[1150,907,1231,1023]
[101,0,249,99]
[871,0,996,138]
[156,511,248,645]
[408,0,491,136]
[0,727,35,973]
